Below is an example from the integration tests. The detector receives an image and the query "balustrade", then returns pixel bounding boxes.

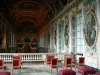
[0,53,99,69]
[0,53,70,62]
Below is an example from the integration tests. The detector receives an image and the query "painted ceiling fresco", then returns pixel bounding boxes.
[0,0,73,33]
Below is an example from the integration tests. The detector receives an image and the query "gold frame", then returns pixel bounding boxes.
[83,11,98,48]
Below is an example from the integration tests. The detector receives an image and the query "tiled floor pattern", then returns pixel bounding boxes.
[3,63,81,75]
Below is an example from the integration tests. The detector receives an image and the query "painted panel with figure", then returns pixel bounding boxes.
[83,11,97,47]
[64,24,69,46]
[83,0,98,56]
[64,16,69,46]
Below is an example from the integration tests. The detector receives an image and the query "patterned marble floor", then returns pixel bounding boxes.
[4,63,81,75]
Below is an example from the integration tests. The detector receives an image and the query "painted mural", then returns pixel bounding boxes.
[2,32,6,48]
[64,16,69,46]
[64,24,69,46]
[17,37,38,53]
[0,22,6,49]
[84,0,97,56]
[83,11,97,47]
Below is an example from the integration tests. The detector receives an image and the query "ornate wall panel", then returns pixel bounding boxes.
[64,15,69,46]
[83,0,98,56]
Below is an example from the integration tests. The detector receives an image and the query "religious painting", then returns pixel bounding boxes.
[83,11,97,47]
[16,37,38,53]
[83,0,97,56]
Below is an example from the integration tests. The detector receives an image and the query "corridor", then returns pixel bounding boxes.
[0,0,100,75]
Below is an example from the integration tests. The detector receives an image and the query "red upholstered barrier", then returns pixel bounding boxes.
[59,69,76,75]
[0,72,10,75]
[78,68,96,75]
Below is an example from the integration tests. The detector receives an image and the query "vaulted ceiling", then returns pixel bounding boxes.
[0,0,73,33]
